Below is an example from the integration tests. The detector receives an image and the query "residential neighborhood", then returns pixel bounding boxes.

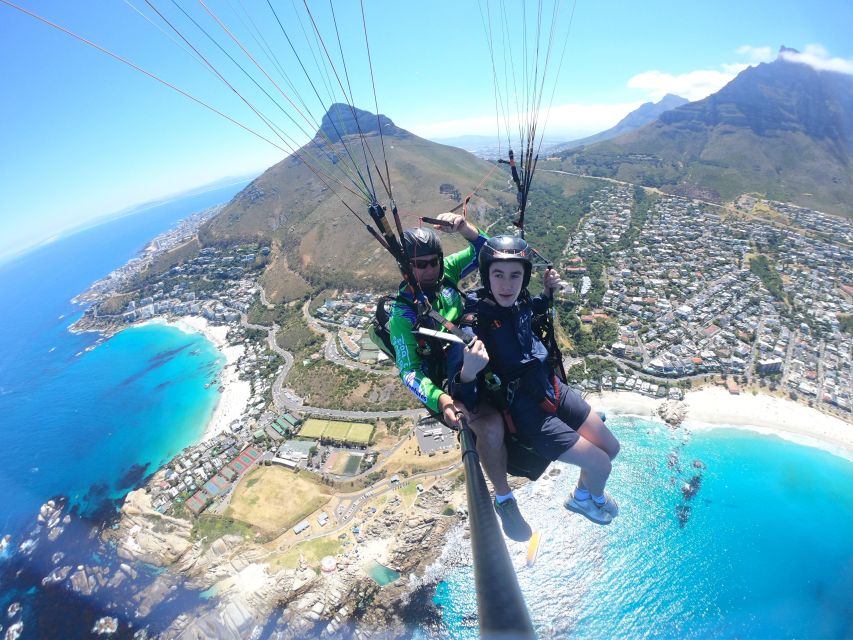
[561,187,852,413]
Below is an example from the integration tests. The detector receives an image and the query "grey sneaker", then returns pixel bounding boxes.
[494,498,532,542]
[594,491,619,518]
[564,489,616,525]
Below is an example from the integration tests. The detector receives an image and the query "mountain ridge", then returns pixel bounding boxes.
[558,51,853,216]
[552,94,689,152]
[198,109,515,298]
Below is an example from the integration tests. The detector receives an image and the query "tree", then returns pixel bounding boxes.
[592,319,619,346]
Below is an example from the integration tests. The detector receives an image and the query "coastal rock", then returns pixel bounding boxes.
[133,573,181,618]
[92,616,119,635]
[161,595,261,639]
[5,621,23,640]
[106,569,127,590]
[69,566,98,597]
[42,565,71,585]
[111,461,463,638]
[109,489,194,567]
[657,400,688,426]
[120,563,138,580]
[37,500,59,524]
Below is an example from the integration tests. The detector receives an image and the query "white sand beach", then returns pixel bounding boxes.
[140,316,251,443]
[588,388,853,460]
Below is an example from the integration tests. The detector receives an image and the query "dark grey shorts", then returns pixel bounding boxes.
[510,381,591,461]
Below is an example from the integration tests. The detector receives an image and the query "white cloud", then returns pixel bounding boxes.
[405,101,642,141]
[736,45,774,63]
[628,44,853,104]
[780,44,853,75]
[627,68,746,102]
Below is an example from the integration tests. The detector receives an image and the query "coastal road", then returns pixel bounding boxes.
[241,310,425,420]
[301,299,396,376]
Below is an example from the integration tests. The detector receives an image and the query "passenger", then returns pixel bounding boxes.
[388,216,532,541]
[448,235,621,525]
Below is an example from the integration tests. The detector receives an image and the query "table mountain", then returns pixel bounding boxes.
[559,48,853,216]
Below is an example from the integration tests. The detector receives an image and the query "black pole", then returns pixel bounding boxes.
[457,416,536,640]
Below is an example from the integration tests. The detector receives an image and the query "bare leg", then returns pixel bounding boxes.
[464,403,511,495]
[556,437,612,496]
[574,410,620,491]
[577,410,620,460]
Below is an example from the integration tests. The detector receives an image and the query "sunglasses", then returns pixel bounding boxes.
[411,257,440,269]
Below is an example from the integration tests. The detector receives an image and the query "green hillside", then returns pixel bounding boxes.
[199,129,516,298]
[558,54,853,218]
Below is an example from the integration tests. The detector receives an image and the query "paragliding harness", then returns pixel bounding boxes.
[368,276,465,388]
[458,291,567,482]
[358,199,561,481]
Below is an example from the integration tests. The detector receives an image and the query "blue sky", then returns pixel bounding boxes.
[1,0,852,262]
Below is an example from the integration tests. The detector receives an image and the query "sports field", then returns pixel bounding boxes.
[298,419,375,445]
[298,418,328,439]
[226,465,331,532]
[347,422,374,445]
[327,451,363,475]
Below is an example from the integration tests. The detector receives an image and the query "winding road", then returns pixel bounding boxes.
[240,304,425,420]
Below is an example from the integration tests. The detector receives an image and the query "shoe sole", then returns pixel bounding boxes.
[564,500,613,525]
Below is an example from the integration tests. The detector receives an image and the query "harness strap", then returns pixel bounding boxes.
[502,408,518,435]
[538,374,561,414]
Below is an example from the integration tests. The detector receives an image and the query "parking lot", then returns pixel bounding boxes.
[414,418,456,454]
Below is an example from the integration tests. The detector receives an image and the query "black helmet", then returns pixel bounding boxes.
[479,235,533,292]
[402,227,443,260]
[402,226,444,283]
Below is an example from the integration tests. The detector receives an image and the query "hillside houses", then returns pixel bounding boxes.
[565,189,851,414]
[121,245,264,324]
[314,291,378,329]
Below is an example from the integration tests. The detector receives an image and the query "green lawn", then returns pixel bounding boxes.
[324,421,351,441]
[347,422,375,444]
[299,418,328,439]
[270,538,343,570]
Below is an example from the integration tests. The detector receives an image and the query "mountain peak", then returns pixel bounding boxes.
[318,104,406,143]
[778,45,800,58]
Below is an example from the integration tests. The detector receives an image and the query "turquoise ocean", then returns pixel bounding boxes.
[0,182,248,637]
[427,418,853,639]
[1,182,852,637]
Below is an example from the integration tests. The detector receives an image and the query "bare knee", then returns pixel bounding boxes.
[609,438,621,461]
[468,411,505,451]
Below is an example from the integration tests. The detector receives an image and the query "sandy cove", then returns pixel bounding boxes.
[138,315,251,443]
[588,388,853,461]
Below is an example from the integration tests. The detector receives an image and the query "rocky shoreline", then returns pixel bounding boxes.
[656,400,688,426]
[104,475,465,638]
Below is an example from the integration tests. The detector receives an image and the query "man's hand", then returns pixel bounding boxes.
[433,212,479,241]
[438,393,464,428]
[543,267,562,298]
[461,338,490,382]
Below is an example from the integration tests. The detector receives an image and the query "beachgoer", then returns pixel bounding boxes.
[448,235,621,525]
[388,217,532,541]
